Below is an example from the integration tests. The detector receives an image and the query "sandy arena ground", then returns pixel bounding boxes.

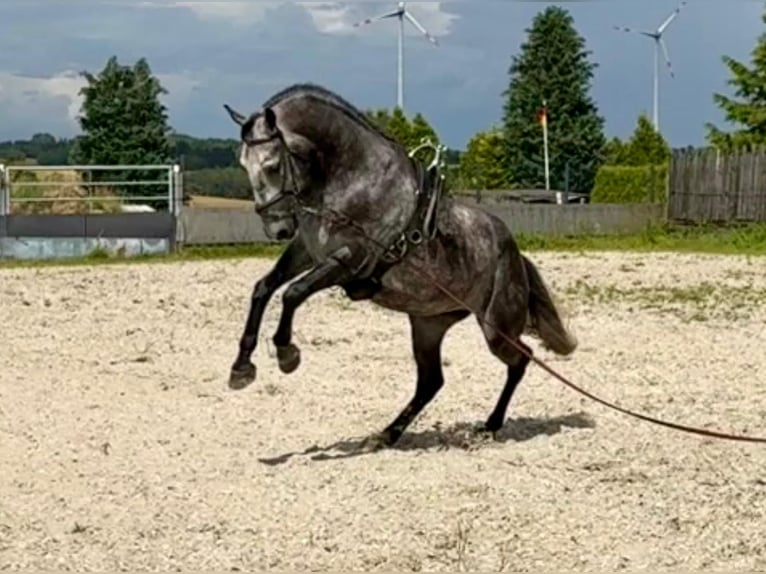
[1,250,766,571]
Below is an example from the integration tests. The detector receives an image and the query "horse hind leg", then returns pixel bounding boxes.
[478,255,533,433]
[361,309,469,451]
[483,336,532,433]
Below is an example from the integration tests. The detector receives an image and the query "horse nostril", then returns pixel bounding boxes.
[276,229,290,241]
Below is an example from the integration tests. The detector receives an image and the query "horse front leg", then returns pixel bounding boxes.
[229,238,313,390]
[271,246,360,374]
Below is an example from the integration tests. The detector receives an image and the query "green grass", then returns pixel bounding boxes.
[2,222,766,270]
[0,243,286,269]
[514,222,766,255]
[563,279,765,322]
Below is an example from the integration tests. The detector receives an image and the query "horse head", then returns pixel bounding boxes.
[224,84,417,257]
[224,103,323,242]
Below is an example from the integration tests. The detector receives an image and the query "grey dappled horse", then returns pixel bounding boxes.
[224,83,577,451]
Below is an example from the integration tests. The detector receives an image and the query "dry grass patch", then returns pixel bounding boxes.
[9,169,122,215]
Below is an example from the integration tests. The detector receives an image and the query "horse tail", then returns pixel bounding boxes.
[523,255,578,356]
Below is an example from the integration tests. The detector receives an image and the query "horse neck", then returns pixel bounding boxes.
[279,98,416,225]
[281,99,392,171]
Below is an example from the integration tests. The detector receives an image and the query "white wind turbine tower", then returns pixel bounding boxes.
[352,1,439,112]
[613,1,686,133]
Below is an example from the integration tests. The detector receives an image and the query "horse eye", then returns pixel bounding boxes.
[263,162,280,175]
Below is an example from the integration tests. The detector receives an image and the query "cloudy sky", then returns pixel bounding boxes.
[0,1,762,150]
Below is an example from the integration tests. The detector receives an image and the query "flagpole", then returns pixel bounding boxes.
[541,99,551,196]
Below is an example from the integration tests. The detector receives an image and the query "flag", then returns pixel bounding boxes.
[537,105,548,128]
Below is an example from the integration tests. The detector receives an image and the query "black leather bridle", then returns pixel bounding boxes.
[242,128,306,217]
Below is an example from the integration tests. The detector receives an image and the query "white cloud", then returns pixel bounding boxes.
[0,71,84,127]
[393,3,459,38]
[139,1,458,36]
[298,2,353,35]
[0,70,201,135]
[301,2,458,38]
[164,1,281,25]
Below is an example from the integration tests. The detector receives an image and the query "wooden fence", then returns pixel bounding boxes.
[669,148,766,223]
[176,202,665,246]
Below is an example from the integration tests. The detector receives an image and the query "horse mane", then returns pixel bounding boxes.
[261,83,402,148]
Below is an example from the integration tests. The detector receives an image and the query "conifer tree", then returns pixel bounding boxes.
[706,7,766,150]
[459,128,508,189]
[627,113,670,165]
[69,56,172,205]
[501,6,606,192]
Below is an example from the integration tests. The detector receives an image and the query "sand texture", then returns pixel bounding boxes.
[1,251,765,571]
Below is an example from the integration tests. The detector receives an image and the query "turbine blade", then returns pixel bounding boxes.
[404,10,439,45]
[613,25,655,37]
[657,1,686,34]
[659,38,675,78]
[352,9,400,28]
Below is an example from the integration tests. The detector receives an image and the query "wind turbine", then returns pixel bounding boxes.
[352,1,439,112]
[613,1,686,133]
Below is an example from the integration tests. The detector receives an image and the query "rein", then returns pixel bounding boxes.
[243,127,766,445]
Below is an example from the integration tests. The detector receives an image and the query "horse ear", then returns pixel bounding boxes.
[264,107,277,132]
[223,103,247,126]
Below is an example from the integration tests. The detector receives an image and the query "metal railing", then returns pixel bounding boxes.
[0,164,7,216]
[0,164,183,216]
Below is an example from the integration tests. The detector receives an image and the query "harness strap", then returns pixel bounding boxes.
[369,156,444,282]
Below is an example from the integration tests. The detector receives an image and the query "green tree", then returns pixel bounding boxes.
[387,107,413,147]
[365,107,443,167]
[184,167,251,199]
[624,113,670,165]
[366,108,393,134]
[501,6,606,192]
[171,134,239,170]
[69,55,172,206]
[365,107,441,150]
[602,136,629,165]
[410,113,439,146]
[0,133,72,165]
[605,113,670,166]
[459,128,508,189]
[706,7,766,150]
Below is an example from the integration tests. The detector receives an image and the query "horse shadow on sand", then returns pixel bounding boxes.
[258,411,596,466]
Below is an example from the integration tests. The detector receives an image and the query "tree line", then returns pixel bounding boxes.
[1,5,763,203]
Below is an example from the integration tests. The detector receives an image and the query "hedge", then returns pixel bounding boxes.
[590,164,668,204]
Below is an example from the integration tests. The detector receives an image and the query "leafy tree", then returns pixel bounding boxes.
[69,55,172,206]
[602,136,629,165]
[0,133,72,165]
[459,128,508,189]
[387,108,413,146]
[501,5,606,192]
[365,107,443,167]
[604,113,670,166]
[706,6,766,150]
[184,167,251,200]
[365,107,440,150]
[171,134,239,170]
[366,109,393,134]
[624,113,670,165]
[410,113,439,147]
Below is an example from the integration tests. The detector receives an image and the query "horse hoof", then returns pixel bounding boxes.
[478,421,502,440]
[277,344,301,374]
[359,432,391,453]
[229,362,257,390]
